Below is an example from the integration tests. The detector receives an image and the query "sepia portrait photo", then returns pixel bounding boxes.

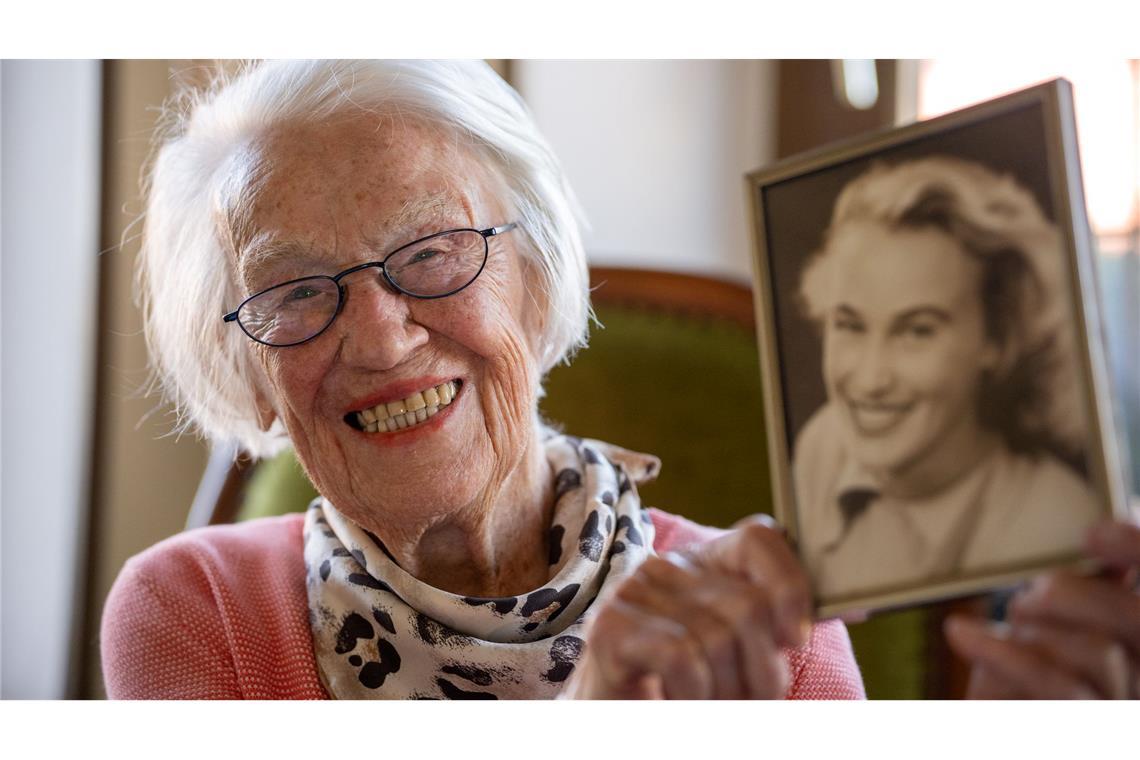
[748,80,1130,615]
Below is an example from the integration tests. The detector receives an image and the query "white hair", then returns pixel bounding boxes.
[139,60,590,459]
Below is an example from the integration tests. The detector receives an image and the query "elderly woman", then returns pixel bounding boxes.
[102,60,1139,700]
[793,156,1100,599]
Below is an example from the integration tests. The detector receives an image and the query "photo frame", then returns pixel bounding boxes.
[746,79,1131,618]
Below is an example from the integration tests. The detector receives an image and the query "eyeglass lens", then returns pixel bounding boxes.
[236,229,488,346]
[386,229,487,297]
[238,277,341,347]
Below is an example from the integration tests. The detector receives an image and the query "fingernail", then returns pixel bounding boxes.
[783,598,810,645]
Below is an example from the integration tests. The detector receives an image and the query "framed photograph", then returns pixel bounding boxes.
[746,79,1132,617]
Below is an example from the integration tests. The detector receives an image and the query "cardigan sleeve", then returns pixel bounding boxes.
[785,618,866,699]
[101,544,242,700]
[648,508,866,699]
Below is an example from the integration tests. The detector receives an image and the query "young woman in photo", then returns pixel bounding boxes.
[793,156,1100,599]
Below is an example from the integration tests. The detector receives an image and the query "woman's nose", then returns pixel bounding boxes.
[848,341,896,398]
[334,271,429,369]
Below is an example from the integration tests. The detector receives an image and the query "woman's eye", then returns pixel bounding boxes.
[832,316,864,333]
[284,285,319,302]
[408,249,441,264]
[905,323,937,339]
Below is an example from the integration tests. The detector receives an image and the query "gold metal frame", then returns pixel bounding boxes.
[745,79,1132,618]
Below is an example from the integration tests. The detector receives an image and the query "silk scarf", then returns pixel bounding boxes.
[303,435,658,699]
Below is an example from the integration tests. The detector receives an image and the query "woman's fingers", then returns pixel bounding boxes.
[1009,571,1140,660]
[616,555,788,698]
[1086,520,1140,569]
[630,557,748,698]
[569,519,809,700]
[963,666,1026,699]
[1007,621,1132,699]
[667,555,790,699]
[586,596,714,699]
[685,515,812,648]
[948,615,1133,699]
[948,518,1140,701]
[945,617,1100,699]
[735,597,791,699]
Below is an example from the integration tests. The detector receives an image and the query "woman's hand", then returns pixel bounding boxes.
[946,519,1140,699]
[560,515,813,699]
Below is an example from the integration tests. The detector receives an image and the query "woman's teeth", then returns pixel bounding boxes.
[356,381,459,433]
[850,402,912,435]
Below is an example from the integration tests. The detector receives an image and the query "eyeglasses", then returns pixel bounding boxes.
[223,223,519,347]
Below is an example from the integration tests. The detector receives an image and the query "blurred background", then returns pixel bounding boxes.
[2,59,1137,699]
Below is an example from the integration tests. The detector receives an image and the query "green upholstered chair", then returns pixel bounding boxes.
[195,266,973,699]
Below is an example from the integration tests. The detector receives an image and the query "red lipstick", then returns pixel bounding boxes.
[344,376,462,415]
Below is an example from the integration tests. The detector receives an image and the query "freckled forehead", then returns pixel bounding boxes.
[236,115,501,275]
[252,117,470,213]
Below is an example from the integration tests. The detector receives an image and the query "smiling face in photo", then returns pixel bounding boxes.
[819,220,1001,493]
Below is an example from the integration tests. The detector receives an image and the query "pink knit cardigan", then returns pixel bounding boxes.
[101,509,865,699]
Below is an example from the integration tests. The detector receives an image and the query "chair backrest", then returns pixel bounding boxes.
[541,267,771,528]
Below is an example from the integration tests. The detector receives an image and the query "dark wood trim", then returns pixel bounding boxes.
[73,60,115,699]
[206,453,253,527]
[776,60,897,160]
[484,59,513,87]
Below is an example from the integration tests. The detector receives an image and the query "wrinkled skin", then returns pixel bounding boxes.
[946,518,1140,699]
[560,515,814,699]
[235,115,553,597]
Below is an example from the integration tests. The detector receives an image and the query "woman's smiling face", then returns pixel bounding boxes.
[234,115,541,539]
[819,221,1000,492]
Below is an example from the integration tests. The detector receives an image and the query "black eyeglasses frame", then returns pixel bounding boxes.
[222,222,519,348]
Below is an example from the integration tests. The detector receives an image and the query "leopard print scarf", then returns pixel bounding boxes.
[303,435,658,699]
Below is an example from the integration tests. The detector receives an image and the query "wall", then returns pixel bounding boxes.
[514,60,777,283]
[2,60,102,698]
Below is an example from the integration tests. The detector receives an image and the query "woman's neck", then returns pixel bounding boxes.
[394,424,555,598]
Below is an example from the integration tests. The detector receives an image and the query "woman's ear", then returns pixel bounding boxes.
[255,395,278,432]
[251,376,279,431]
[247,351,281,431]
[518,255,548,359]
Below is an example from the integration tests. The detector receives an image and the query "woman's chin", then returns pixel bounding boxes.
[844,432,929,487]
[331,468,484,529]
